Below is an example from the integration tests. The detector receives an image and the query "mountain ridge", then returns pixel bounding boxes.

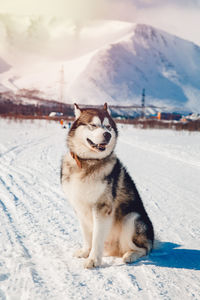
[68,24,200,110]
[1,22,200,111]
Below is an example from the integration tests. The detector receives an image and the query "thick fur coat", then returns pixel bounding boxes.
[61,103,154,268]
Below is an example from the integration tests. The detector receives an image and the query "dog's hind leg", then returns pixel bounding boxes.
[122,248,147,263]
[120,213,153,264]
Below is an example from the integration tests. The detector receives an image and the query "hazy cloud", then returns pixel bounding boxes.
[124,0,200,8]
[0,14,135,67]
[0,0,200,66]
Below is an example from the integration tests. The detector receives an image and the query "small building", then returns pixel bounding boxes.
[157,112,182,121]
[49,112,63,117]
[185,113,200,121]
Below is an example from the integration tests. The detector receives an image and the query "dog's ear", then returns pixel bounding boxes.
[74,103,81,119]
[103,102,111,115]
[103,103,108,111]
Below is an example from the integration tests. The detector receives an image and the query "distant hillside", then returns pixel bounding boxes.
[0,57,11,92]
[1,22,200,112]
[0,57,11,74]
[69,24,200,111]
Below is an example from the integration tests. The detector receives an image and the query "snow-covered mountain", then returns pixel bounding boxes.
[1,22,200,111]
[0,19,134,100]
[0,57,11,92]
[0,57,10,74]
[69,24,200,111]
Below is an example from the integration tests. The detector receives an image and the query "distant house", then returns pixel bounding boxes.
[49,112,63,117]
[185,113,200,121]
[157,112,182,121]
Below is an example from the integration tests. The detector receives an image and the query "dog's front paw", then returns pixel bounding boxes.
[84,257,101,269]
[73,248,90,258]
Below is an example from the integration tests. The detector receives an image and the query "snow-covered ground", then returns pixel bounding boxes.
[0,119,200,300]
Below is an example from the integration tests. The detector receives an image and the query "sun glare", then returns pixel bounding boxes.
[0,0,101,22]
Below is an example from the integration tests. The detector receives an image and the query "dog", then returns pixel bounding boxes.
[61,103,154,268]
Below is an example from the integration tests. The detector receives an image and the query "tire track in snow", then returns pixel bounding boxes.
[119,134,200,168]
[118,135,200,243]
[1,121,200,299]
[0,143,68,298]
[1,136,154,299]
[117,132,200,299]
[0,191,51,298]
[0,133,80,298]
[0,161,74,250]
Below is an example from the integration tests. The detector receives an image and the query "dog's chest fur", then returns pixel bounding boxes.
[61,153,116,215]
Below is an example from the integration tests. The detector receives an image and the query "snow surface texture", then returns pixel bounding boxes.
[0,119,200,300]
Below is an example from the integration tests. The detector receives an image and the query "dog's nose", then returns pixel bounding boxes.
[103,132,111,143]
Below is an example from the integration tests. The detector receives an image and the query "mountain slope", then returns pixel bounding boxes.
[69,24,200,110]
[0,57,11,92]
[1,22,200,111]
[0,57,11,74]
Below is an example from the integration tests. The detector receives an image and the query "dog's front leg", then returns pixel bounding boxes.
[74,215,92,258]
[84,204,112,269]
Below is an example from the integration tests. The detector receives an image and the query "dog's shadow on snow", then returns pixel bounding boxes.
[138,242,200,270]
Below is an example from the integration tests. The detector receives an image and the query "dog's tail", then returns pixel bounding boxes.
[153,236,162,250]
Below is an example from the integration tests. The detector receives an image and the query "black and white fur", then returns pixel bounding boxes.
[61,103,154,268]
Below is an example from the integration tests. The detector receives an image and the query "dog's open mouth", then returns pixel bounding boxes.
[87,138,107,152]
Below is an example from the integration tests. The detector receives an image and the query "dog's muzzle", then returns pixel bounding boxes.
[103,132,111,143]
[87,132,111,152]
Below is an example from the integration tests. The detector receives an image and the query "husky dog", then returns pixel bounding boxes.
[61,103,154,268]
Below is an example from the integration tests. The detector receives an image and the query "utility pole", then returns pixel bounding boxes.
[141,88,145,118]
[58,65,66,113]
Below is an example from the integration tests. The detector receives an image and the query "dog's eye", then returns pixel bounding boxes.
[106,125,112,131]
[88,124,97,130]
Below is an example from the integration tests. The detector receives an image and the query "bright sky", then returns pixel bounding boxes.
[0,0,200,65]
[0,0,200,42]
[0,0,103,20]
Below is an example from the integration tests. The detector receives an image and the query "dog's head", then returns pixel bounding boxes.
[67,103,118,159]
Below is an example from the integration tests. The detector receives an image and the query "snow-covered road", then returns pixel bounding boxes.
[0,119,200,300]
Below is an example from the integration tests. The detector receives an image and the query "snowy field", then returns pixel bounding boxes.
[0,119,200,300]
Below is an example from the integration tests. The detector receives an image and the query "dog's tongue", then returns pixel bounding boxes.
[96,144,106,151]
[87,138,106,151]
